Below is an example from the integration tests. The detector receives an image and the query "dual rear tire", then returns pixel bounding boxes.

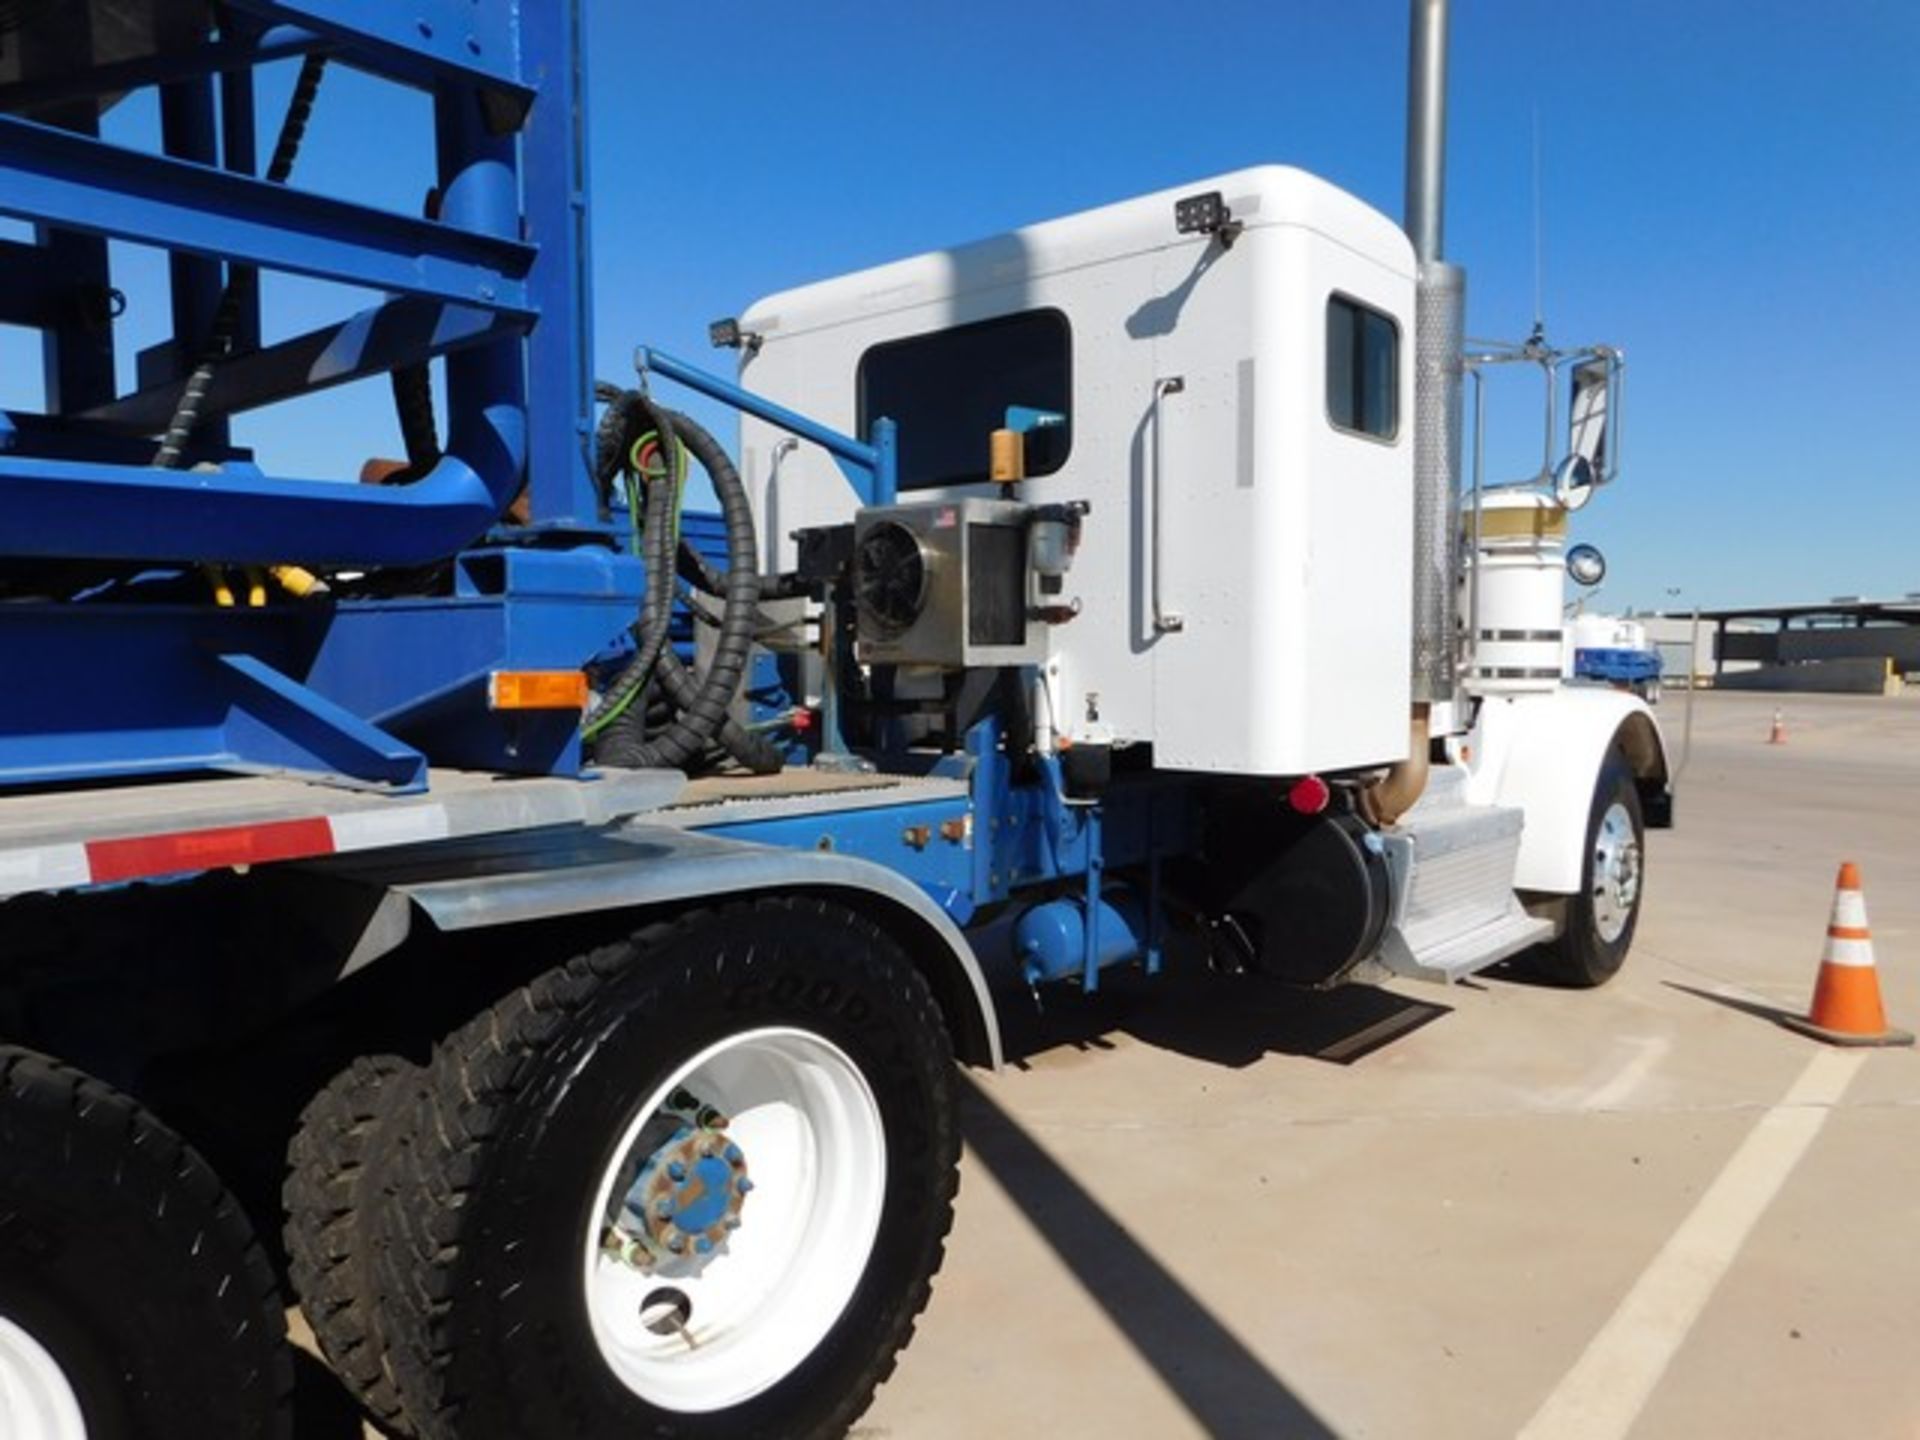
[0,1049,292,1440]
[285,897,960,1440]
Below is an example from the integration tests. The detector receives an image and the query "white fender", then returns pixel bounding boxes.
[1463,687,1670,894]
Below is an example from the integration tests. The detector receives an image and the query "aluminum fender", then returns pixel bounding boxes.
[386,823,1001,1068]
[1466,688,1670,895]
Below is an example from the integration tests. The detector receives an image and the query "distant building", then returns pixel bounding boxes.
[1644,597,1917,694]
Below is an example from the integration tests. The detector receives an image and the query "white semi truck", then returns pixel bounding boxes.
[731,151,1663,993]
[0,2,1665,1437]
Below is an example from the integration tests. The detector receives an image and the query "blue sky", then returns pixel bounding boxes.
[6,1,1916,612]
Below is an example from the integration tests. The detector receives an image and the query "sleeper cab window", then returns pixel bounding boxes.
[858,309,1072,492]
[1326,294,1400,441]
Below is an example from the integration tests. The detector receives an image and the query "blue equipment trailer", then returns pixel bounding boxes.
[0,8,1079,1435]
[0,3,1668,1437]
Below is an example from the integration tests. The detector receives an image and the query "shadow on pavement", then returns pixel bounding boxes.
[1663,980,1804,1030]
[993,950,1451,1070]
[960,1075,1339,1438]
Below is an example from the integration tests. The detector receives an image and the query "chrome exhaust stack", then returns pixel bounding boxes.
[1404,0,1466,707]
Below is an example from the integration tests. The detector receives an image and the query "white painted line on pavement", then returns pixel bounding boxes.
[1517,1046,1867,1440]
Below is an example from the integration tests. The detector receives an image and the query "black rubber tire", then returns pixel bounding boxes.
[371,897,960,1440]
[0,1047,292,1440]
[1520,753,1645,988]
[284,1053,418,1437]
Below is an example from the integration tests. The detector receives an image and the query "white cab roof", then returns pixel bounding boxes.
[741,165,1415,341]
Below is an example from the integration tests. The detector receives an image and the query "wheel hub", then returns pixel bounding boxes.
[604,1093,751,1270]
[1592,800,1641,943]
[581,1025,888,1414]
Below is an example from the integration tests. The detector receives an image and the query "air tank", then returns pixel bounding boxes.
[1463,490,1566,694]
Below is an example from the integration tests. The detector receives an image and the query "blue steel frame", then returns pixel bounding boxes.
[4,3,1190,993]
[697,714,1195,991]
[638,347,899,508]
[0,0,636,790]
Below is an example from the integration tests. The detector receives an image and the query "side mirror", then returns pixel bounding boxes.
[1553,453,1596,511]
[1567,358,1613,482]
[1566,543,1607,587]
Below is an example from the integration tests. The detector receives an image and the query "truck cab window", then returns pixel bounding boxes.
[1326,295,1399,440]
[859,309,1072,491]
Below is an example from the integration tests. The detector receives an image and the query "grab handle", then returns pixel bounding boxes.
[1151,376,1185,634]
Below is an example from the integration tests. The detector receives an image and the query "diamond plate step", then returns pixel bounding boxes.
[1373,767,1552,983]
[1384,905,1555,983]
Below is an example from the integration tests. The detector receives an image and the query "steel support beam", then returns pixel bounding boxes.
[82,298,526,435]
[224,0,531,116]
[0,114,535,317]
[0,27,325,116]
[518,0,603,528]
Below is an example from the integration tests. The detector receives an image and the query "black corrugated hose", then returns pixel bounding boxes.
[389,362,441,475]
[588,387,783,774]
[155,53,329,469]
[154,55,441,487]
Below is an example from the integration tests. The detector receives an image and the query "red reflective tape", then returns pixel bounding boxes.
[85,817,337,884]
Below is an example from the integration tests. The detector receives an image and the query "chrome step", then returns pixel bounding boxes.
[1380,906,1555,983]
[1372,767,1552,983]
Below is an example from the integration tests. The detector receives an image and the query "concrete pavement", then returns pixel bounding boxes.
[302,690,1920,1438]
[859,690,1920,1439]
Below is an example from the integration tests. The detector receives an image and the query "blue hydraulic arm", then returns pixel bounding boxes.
[637,347,899,508]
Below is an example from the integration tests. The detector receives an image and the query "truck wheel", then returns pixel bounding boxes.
[0,1048,292,1440]
[373,897,960,1440]
[1522,754,1645,988]
[284,1054,417,1436]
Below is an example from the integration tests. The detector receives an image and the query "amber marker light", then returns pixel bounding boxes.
[488,670,590,711]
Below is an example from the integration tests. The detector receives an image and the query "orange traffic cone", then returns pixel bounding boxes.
[1767,709,1787,744]
[1780,862,1913,1047]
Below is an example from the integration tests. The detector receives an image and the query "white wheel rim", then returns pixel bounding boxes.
[581,1026,886,1413]
[0,1313,87,1440]
[1592,800,1641,943]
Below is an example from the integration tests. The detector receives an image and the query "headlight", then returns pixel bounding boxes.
[1566,543,1607,587]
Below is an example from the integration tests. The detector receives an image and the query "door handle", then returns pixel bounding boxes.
[1151,376,1185,634]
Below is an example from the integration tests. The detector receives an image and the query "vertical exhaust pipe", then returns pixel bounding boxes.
[1404,0,1450,266]
[1374,0,1465,824]
[1404,0,1465,709]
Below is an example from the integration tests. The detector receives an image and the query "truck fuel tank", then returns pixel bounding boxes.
[1173,801,1393,987]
